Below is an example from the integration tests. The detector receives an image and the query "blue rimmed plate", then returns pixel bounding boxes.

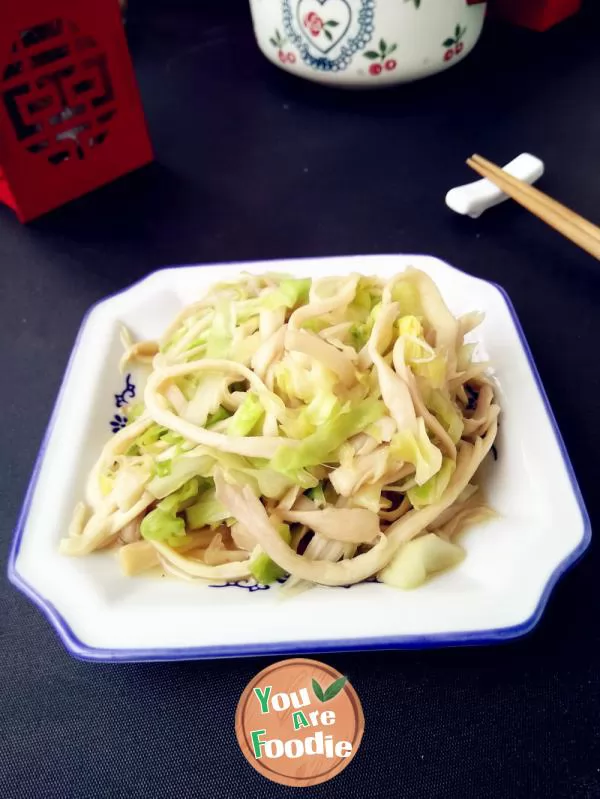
[8,255,590,661]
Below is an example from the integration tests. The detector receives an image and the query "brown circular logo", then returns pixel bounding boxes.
[235,658,364,788]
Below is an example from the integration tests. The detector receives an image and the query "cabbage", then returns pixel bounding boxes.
[304,386,339,422]
[206,406,231,427]
[228,393,264,437]
[457,343,477,372]
[140,509,186,547]
[390,417,443,485]
[155,460,172,478]
[301,317,329,334]
[184,374,228,426]
[397,314,422,337]
[426,390,464,444]
[147,454,214,498]
[229,461,309,496]
[71,269,497,593]
[264,278,311,310]
[125,403,145,423]
[135,424,167,451]
[206,300,235,358]
[141,477,201,546]
[365,416,396,444]
[306,483,326,507]
[348,482,383,514]
[379,533,464,589]
[272,400,385,472]
[249,523,292,584]
[234,331,262,364]
[274,358,337,405]
[349,323,370,350]
[407,457,456,509]
[99,473,114,496]
[177,375,200,401]
[331,444,391,497]
[185,486,229,529]
[397,315,424,360]
[238,279,311,319]
[413,355,446,389]
[275,358,342,439]
[281,392,340,439]
[351,277,382,313]
[396,315,447,388]
[346,280,382,345]
[405,268,459,378]
[157,477,200,513]
[392,280,423,318]
[161,430,185,447]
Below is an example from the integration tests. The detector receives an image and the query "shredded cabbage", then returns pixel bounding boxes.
[425,390,464,444]
[185,486,229,529]
[272,400,385,472]
[390,417,443,486]
[407,457,456,509]
[249,524,292,584]
[141,478,201,547]
[64,269,498,591]
[379,533,465,590]
[228,393,264,436]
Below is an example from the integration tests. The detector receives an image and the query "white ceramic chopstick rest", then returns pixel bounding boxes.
[446,153,545,219]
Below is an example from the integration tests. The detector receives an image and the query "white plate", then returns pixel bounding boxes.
[8,255,590,661]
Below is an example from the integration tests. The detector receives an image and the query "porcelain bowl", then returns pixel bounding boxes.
[249,0,487,86]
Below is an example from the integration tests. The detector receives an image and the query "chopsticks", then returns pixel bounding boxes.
[467,154,600,260]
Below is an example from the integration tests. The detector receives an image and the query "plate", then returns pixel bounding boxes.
[8,255,590,661]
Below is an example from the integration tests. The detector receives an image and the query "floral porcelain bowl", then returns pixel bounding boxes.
[249,0,487,86]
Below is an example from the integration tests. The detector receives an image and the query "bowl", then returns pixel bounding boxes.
[8,254,590,661]
[248,0,487,87]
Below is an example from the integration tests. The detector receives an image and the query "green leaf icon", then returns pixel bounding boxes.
[323,676,348,702]
[312,678,325,702]
[312,676,348,703]
[363,51,380,60]
[443,38,455,47]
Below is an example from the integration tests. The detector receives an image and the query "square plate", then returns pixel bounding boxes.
[8,255,590,661]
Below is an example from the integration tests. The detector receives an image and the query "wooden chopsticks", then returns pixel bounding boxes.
[467,154,600,260]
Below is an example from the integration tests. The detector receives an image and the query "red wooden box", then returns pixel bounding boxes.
[0,0,153,222]
[491,0,582,31]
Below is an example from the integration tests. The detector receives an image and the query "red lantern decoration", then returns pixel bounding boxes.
[490,0,582,31]
[0,0,153,222]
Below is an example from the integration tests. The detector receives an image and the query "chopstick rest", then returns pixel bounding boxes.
[446,153,545,219]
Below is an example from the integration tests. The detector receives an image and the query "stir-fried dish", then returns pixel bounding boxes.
[62,269,499,591]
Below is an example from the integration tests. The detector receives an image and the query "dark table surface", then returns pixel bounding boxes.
[2,2,600,797]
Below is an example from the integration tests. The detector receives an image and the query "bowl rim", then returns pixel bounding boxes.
[7,255,591,662]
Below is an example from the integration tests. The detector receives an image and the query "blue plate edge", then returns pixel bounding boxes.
[6,255,592,663]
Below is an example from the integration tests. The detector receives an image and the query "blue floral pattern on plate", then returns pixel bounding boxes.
[110,373,136,432]
[208,576,379,591]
